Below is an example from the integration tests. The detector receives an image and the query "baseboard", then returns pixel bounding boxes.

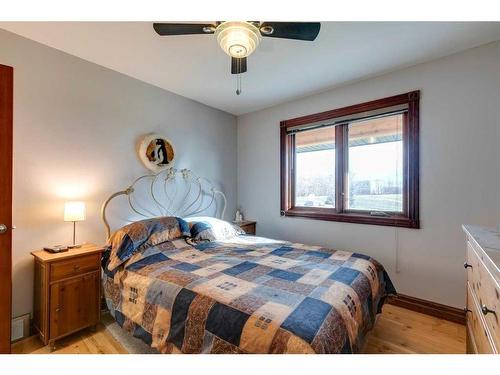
[387,293,465,325]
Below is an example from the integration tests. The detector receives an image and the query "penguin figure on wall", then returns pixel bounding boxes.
[155,139,170,165]
[139,133,176,173]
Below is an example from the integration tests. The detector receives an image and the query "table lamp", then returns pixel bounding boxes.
[64,201,86,248]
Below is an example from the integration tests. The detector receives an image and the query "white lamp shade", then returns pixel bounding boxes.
[64,201,86,222]
[215,21,262,58]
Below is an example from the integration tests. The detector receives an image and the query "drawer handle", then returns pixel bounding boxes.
[463,262,472,269]
[73,265,81,271]
[55,307,61,313]
[481,305,495,316]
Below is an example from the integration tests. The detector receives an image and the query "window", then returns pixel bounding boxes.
[280,91,419,228]
[347,114,403,212]
[295,126,335,208]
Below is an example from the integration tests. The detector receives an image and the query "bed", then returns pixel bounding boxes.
[100,168,395,354]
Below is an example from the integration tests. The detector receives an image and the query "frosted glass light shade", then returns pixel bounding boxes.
[215,21,262,58]
[64,201,86,222]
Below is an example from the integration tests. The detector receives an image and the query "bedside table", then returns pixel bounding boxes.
[235,220,256,235]
[31,243,104,350]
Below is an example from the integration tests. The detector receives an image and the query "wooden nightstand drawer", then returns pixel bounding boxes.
[235,220,256,235]
[50,253,100,282]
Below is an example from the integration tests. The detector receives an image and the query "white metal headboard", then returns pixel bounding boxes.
[100,168,227,239]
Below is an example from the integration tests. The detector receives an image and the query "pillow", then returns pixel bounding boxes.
[185,216,244,242]
[106,216,190,271]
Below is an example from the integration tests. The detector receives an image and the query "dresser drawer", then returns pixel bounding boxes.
[467,242,500,349]
[467,282,496,353]
[50,253,100,282]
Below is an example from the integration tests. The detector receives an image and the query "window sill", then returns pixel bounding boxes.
[282,207,419,229]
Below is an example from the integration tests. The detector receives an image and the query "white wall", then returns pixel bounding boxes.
[238,41,500,308]
[0,30,237,318]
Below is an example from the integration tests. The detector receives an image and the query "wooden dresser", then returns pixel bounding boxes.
[463,225,500,354]
[31,244,104,350]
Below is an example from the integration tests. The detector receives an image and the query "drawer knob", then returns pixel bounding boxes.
[463,262,472,269]
[481,304,495,316]
[73,265,80,271]
[463,307,471,314]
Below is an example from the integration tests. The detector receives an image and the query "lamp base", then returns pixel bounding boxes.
[68,244,82,249]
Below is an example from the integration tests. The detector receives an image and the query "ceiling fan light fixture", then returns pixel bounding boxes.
[215,21,262,58]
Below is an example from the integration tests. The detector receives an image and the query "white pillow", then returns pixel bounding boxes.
[184,216,244,241]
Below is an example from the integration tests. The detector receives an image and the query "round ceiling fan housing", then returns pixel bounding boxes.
[215,21,262,58]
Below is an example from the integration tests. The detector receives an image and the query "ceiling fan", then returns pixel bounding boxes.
[153,21,321,95]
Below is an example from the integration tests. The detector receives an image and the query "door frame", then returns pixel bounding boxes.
[0,64,13,354]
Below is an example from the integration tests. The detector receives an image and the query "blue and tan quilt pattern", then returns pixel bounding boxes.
[106,216,190,272]
[102,235,395,354]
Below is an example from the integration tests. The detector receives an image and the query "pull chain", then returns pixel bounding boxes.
[236,73,242,95]
[235,57,242,95]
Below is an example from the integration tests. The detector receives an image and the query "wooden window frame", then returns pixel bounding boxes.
[280,91,420,229]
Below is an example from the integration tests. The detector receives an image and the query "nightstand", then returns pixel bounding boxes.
[31,243,104,350]
[235,220,256,235]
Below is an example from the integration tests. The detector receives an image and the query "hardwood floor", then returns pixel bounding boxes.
[362,305,466,354]
[12,304,465,354]
[11,320,127,354]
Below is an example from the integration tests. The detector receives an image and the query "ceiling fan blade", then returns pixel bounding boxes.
[231,57,247,74]
[260,22,321,41]
[153,23,216,36]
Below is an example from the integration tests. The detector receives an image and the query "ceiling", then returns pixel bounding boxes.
[1,22,500,115]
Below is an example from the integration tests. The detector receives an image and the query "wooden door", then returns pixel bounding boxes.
[49,273,99,339]
[0,64,13,353]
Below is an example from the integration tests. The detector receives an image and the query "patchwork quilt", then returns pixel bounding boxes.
[102,235,395,354]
